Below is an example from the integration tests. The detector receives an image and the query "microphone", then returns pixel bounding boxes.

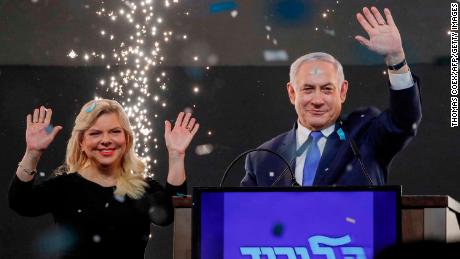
[338,120,374,186]
[270,138,312,187]
[219,148,294,187]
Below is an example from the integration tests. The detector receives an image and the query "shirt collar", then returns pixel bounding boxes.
[296,120,335,147]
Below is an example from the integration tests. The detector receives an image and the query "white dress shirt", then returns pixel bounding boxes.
[294,123,335,185]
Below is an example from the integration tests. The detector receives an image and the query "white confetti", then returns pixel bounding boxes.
[263,49,289,62]
[93,234,101,243]
[323,29,336,37]
[114,194,126,203]
[346,164,353,172]
[195,144,214,156]
[346,217,356,224]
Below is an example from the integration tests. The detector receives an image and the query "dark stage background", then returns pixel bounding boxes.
[0,63,456,258]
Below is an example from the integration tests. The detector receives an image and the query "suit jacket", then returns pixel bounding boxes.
[241,77,422,186]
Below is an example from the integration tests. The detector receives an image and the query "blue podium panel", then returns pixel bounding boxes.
[193,187,401,259]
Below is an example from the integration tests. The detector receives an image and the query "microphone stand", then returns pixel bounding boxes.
[338,120,374,186]
[271,137,312,187]
[219,148,294,187]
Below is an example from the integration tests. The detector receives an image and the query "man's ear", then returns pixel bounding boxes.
[340,80,349,103]
[287,82,296,105]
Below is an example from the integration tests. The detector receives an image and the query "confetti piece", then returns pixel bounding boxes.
[263,49,289,62]
[35,227,77,254]
[209,1,238,14]
[195,144,214,156]
[85,101,96,113]
[272,223,284,237]
[346,217,356,224]
[45,125,54,135]
[92,234,101,243]
[323,29,336,37]
[114,194,126,203]
[346,164,353,172]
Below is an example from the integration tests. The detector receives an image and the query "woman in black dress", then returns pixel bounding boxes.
[9,99,199,258]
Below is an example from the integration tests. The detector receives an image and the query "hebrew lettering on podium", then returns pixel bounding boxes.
[240,234,367,259]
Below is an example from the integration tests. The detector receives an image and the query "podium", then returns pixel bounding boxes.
[172,193,460,259]
[401,195,460,242]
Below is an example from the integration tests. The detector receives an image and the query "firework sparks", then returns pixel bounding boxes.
[67,50,78,59]
[70,0,183,175]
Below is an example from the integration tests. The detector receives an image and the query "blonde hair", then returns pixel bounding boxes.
[65,99,148,199]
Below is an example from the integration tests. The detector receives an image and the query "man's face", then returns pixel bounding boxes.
[287,61,348,131]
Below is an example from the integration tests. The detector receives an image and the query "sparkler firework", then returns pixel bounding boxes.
[69,0,184,175]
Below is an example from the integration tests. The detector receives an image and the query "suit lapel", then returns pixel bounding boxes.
[314,115,372,185]
[314,121,358,185]
[273,124,297,186]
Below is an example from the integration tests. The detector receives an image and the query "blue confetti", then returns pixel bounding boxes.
[272,222,284,237]
[36,227,77,257]
[270,0,311,25]
[45,125,54,134]
[337,128,346,141]
[209,1,237,14]
[85,101,96,113]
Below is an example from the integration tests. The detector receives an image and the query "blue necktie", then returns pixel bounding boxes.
[302,131,323,186]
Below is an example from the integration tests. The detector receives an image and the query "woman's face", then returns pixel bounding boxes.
[80,112,127,170]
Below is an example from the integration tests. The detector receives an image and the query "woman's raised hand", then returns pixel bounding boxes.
[26,106,62,154]
[164,112,199,157]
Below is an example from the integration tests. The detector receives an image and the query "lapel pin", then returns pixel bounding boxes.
[336,128,346,141]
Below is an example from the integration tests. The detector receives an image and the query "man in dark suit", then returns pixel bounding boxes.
[241,7,422,187]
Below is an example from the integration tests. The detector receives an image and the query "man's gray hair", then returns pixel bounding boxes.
[289,52,345,90]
